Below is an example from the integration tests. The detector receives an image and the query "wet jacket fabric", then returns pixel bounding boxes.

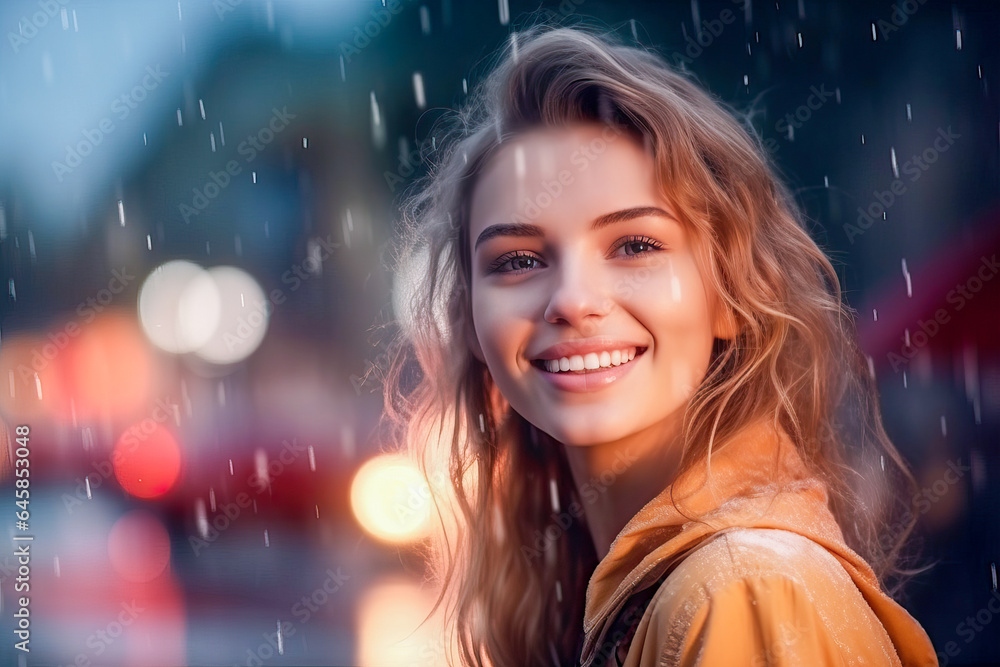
[577,418,939,666]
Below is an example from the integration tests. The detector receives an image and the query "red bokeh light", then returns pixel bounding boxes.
[113,422,182,499]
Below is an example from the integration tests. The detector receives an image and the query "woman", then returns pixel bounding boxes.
[378,23,939,666]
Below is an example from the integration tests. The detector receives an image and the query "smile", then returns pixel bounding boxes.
[530,347,647,393]
[531,346,646,374]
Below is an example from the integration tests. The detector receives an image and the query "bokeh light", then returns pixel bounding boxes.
[107,509,172,583]
[113,421,182,499]
[138,261,269,365]
[192,265,269,365]
[66,312,154,420]
[356,577,449,667]
[350,454,433,544]
[138,260,221,354]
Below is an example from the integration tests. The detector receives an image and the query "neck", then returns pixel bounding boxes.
[560,414,685,560]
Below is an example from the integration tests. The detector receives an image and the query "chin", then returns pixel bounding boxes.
[534,421,631,448]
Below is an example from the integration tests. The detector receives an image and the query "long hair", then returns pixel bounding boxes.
[376,21,925,667]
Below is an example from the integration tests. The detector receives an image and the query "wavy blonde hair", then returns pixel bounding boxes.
[376,21,925,667]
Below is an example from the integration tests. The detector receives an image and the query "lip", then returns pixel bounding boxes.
[530,346,647,394]
[531,337,648,361]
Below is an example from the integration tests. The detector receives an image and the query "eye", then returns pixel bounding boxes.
[610,235,665,259]
[488,251,544,275]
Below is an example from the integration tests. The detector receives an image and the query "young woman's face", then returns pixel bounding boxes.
[467,122,730,448]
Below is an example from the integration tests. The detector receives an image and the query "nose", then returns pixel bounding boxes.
[542,252,612,330]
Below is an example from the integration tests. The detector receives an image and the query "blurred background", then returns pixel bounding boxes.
[0,0,997,665]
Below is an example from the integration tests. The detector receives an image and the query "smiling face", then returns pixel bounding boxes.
[466,122,734,448]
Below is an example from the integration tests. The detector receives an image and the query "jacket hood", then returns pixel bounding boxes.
[579,417,937,666]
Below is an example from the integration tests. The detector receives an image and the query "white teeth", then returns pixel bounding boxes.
[542,347,640,373]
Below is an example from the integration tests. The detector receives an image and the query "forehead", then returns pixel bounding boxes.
[468,123,660,235]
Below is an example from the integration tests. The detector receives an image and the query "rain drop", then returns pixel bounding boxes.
[118,200,126,226]
[196,498,209,538]
[199,99,206,120]
[419,6,430,34]
[413,72,426,109]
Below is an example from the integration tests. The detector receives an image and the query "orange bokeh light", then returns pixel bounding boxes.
[67,312,153,421]
[113,422,182,499]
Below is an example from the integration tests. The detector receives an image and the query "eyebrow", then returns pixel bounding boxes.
[473,206,676,251]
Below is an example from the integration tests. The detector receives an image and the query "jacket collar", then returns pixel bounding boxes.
[578,417,935,666]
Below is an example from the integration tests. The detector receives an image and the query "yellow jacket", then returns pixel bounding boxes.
[578,418,939,666]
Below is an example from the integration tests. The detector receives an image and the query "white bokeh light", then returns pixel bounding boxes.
[139,262,269,364]
[139,260,221,353]
[193,266,269,365]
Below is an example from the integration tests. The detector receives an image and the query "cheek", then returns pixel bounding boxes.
[472,288,524,368]
[630,264,713,338]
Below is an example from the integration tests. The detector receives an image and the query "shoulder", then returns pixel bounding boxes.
[636,528,902,666]
[666,526,852,595]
